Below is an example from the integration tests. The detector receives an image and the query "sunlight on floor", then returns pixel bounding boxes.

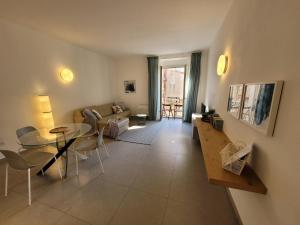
[128,125,146,130]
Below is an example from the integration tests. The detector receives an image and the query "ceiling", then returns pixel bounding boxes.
[0,0,232,56]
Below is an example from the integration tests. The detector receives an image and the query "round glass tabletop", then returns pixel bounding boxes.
[18,123,92,147]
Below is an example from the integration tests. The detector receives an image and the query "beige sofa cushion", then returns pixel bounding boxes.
[98,110,131,124]
[73,103,131,126]
[117,110,131,118]
[94,103,113,117]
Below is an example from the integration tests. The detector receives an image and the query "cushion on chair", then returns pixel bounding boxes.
[91,109,102,120]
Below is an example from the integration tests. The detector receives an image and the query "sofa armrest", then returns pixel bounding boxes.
[73,110,84,123]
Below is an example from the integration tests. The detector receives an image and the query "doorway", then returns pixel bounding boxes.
[160,66,186,119]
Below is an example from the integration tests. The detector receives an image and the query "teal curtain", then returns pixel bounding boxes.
[183,52,202,122]
[147,56,159,120]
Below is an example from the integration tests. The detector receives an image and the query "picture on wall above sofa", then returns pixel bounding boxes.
[227,80,284,136]
[124,80,136,93]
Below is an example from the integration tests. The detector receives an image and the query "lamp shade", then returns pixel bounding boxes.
[60,68,74,82]
[217,55,228,76]
[37,95,52,112]
[41,112,54,128]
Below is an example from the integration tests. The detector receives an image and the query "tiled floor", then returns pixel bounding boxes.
[0,119,238,225]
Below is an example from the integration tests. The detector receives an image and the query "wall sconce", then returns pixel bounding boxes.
[60,68,74,83]
[37,95,54,130]
[217,55,228,76]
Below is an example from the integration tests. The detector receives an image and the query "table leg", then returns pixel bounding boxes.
[169,106,173,119]
[37,138,76,177]
[162,105,166,117]
[167,106,170,119]
[65,149,69,178]
[173,106,176,119]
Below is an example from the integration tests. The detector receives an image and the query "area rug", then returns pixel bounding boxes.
[116,121,164,145]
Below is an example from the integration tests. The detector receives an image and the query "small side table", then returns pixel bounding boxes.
[129,114,147,125]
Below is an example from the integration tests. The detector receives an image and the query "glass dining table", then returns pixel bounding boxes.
[18,123,92,178]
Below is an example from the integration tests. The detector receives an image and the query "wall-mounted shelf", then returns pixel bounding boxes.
[196,119,267,194]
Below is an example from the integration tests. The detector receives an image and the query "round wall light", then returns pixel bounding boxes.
[60,68,74,83]
[217,55,228,76]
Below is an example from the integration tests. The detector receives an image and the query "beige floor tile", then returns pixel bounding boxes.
[175,139,201,155]
[65,178,128,225]
[151,138,178,155]
[169,173,228,207]
[0,119,238,225]
[110,189,167,225]
[0,166,28,193]
[100,158,140,186]
[1,201,64,225]
[0,192,28,221]
[10,157,102,211]
[106,142,149,164]
[34,177,90,212]
[163,199,238,225]
[132,167,173,197]
[174,154,207,182]
[169,180,204,204]
[168,178,238,224]
[66,159,103,184]
[10,173,60,201]
[143,151,177,172]
[54,214,91,225]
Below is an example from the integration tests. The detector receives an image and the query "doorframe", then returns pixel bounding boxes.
[159,65,187,120]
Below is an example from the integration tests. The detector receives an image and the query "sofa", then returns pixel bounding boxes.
[73,103,131,136]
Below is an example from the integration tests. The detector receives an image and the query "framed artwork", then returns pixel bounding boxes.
[227,84,244,119]
[124,80,136,93]
[240,81,283,136]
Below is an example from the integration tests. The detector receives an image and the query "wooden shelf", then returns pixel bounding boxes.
[196,119,267,194]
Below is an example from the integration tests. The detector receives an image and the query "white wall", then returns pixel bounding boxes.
[205,0,300,225]
[0,20,114,151]
[112,56,148,113]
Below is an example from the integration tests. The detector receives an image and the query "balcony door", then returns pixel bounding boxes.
[160,66,186,119]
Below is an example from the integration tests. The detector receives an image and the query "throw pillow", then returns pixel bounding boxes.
[112,106,117,114]
[115,102,127,111]
[91,109,102,120]
[112,105,123,114]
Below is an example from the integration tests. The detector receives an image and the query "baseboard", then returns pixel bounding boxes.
[226,188,244,225]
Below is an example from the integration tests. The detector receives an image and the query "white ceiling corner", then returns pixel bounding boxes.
[0,0,232,56]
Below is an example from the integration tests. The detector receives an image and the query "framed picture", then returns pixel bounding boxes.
[240,81,283,136]
[227,84,244,119]
[124,80,136,93]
